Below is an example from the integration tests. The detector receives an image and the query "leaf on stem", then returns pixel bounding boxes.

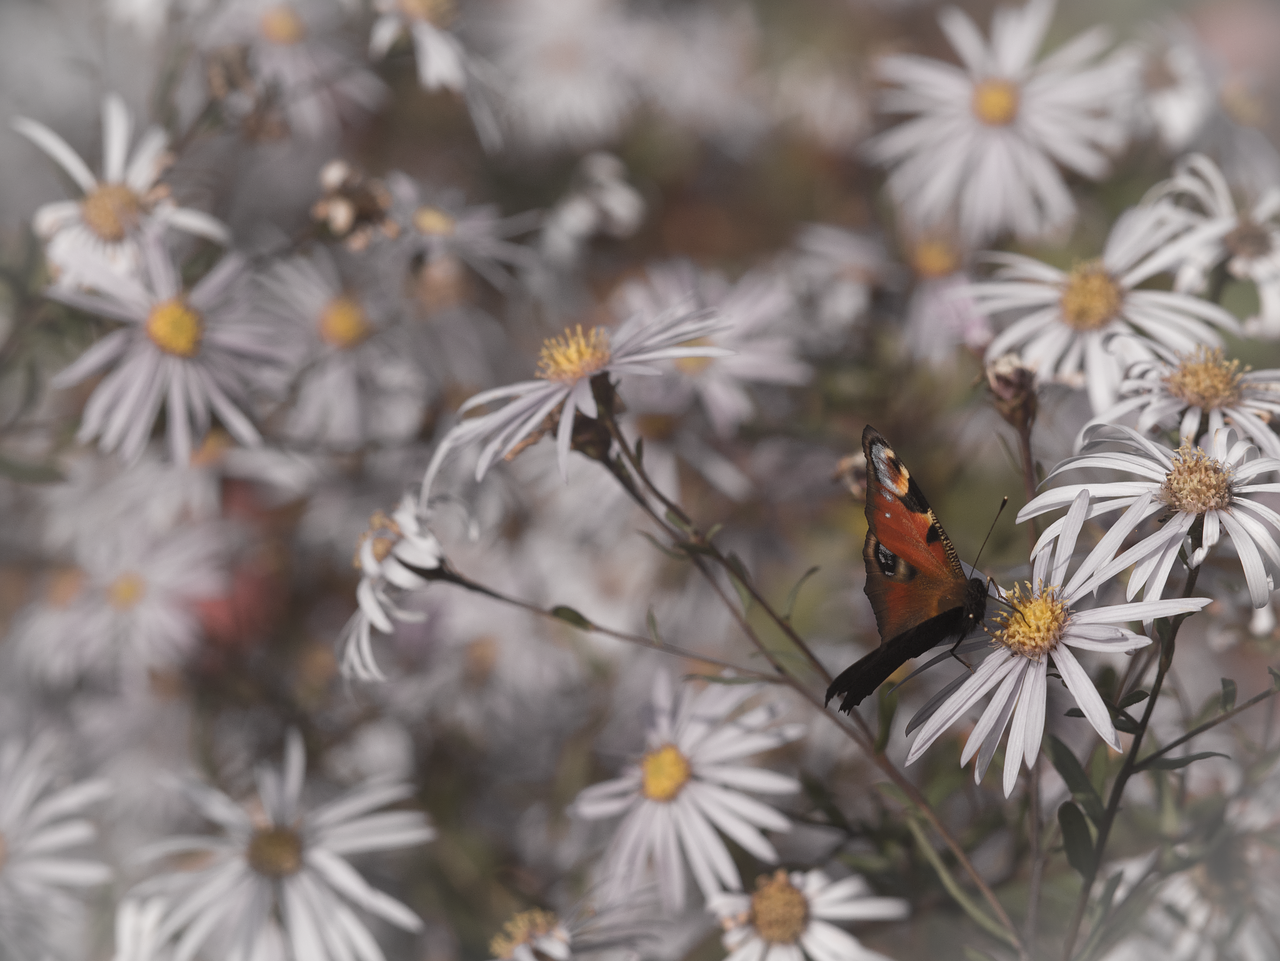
[550,605,593,630]
[875,685,898,754]
[646,609,663,646]
[1221,678,1237,713]
[1117,689,1149,709]
[1058,801,1096,879]
[782,566,820,622]
[1047,736,1105,824]
[1138,751,1229,771]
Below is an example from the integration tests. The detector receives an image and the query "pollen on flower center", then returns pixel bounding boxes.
[413,206,456,236]
[971,78,1020,126]
[1059,261,1123,331]
[108,572,147,610]
[1160,443,1234,514]
[247,826,304,878]
[911,238,960,278]
[641,743,692,802]
[1164,346,1243,411]
[536,325,611,384]
[489,909,561,961]
[81,184,142,242]
[750,870,809,944]
[319,295,372,349]
[398,0,455,25]
[353,509,401,571]
[995,583,1069,659]
[146,299,204,358]
[259,5,306,44]
[1224,219,1274,260]
[674,336,715,376]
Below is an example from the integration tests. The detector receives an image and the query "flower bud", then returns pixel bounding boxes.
[986,353,1037,432]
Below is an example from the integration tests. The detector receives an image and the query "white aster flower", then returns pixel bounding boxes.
[788,225,887,343]
[1147,153,1280,336]
[13,521,227,688]
[708,869,908,961]
[771,59,868,156]
[901,233,990,366]
[201,0,386,140]
[0,737,111,956]
[1084,345,1280,459]
[140,729,434,961]
[1020,426,1280,608]
[13,94,227,281]
[113,898,169,961]
[571,671,803,911]
[369,0,466,91]
[977,205,1239,413]
[539,153,645,267]
[47,235,283,464]
[421,301,725,493]
[1138,24,1216,154]
[339,495,443,681]
[611,260,810,438]
[486,899,651,961]
[868,0,1137,244]
[262,246,429,450]
[908,490,1211,797]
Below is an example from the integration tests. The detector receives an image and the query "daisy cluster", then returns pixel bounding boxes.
[1,0,1280,959]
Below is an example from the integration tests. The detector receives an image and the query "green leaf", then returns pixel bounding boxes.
[902,815,1018,947]
[664,509,691,533]
[1141,751,1230,771]
[782,566,820,622]
[550,605,593,630]
[1064,707,1085,718]
[725,553,753,611]
[964,949,1000,961]
[1118,689,1149,709]
[875,685,898,754]
[0,455,61,484]
[637,531,684,560]
[1058,801,1096,878]
[1114,713,1142,735]
[1047,736,1105,824]
[1095,870,1124,922]
[1221,678,1238,713]
[646,609,662,646]
[1269,666,1280,691]
[634,437,644,464]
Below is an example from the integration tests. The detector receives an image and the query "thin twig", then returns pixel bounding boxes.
[1134,683,1279,770]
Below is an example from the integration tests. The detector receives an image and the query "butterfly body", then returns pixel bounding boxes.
[826,426,987,713]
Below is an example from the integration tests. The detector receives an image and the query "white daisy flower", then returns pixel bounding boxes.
[571,671,804,911]
[1138,24,1216,154]
[907,489,1212,797]
[13,94,227,281]
[787,225,887,343]
[868,0,1137,244]
[1084,345,1280,459]
[369,0,466,91]
[539,153,645,267]
[420,301,725,493]
[0,737,111,956]
[1147,153,1280,336]
[339,495,443,681]
[201,0,386,140]
[262,246,429,450]
[113,898,169,961]
[611,260,810,438]
[771,59,868,157]
[976,205,1239,414]
[12,521,228,688]
[385,172,539,292]
[900,232,990,366]
[708,869,909,961]
[139,729,434,961]
[46,234,284,464]
[486,899,651,961]
[1020,426,1280,608]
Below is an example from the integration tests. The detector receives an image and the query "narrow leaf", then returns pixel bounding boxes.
[1064,707,1085,718]
[782,566,820,622]
[1221,678,1237,713]
[875,685,898,754]
[646,609,662,646]
[1140,751,1230,771]
[664,509,690,533]
[1058,801,1096,879]
[637,531,684,560]
[1269,666,1280,691]
[1047,736,1105,824]
[902,816,1017,946]
[1114,714,1142,735]
[1117,689,1149,709]
[550,605,593,630]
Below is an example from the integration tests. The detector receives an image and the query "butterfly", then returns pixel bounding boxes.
[826,425,989,713]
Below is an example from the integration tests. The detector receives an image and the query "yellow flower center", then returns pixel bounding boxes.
[489,909,561,961]
[1163,347,1244,412]
[191,428,234,468]
[259,5,306,45]
[146,299,204,358]
[1224,219,1274,260]
[45,567,86,608]
[537,325,611,384]
[641,743,692,802]
[247,826,304,878]
[1160,443,1234,514]
[319,295,372,349]
[108,572,147,611]
[397,0,455,25]
[750,870,810,944]
[1059,261,1123,331]
[911,238,960,278]
[674,336,715,376]
[81,184,143,243]
[352,510,401,572]
[413,206,456,236]
[971,78,1020,126]
[994,583,1070,659]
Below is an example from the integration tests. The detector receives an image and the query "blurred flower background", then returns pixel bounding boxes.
[2,0,1280,959]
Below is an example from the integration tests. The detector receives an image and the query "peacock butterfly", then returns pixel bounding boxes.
[826,425,988,713]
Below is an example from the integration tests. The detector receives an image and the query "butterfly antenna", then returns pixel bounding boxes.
[970,496,1008,575]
